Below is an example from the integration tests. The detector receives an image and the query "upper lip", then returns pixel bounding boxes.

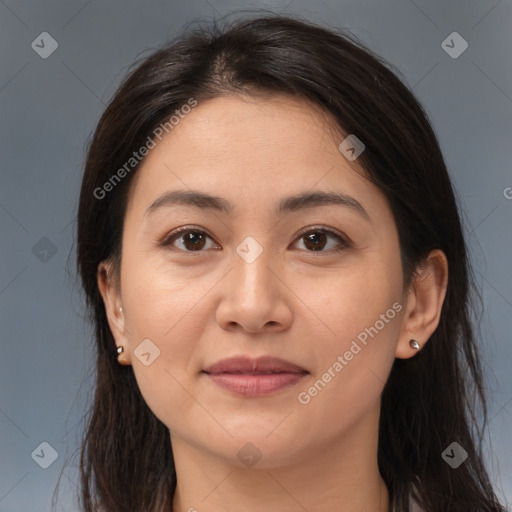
[203,356,308,374]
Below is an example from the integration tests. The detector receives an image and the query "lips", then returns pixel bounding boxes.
[203,355,307,375]
[202,356,308,397]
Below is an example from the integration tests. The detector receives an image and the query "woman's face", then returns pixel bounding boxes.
[105,94,410,467]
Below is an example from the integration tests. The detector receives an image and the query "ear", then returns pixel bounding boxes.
[97,260,131,365]
[396,249,448,359]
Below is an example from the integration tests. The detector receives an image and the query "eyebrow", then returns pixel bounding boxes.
[144,189,370,222]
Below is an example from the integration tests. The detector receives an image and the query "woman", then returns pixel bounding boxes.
[75,13,508,512]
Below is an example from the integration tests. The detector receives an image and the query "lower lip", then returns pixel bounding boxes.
[204,372,307,396]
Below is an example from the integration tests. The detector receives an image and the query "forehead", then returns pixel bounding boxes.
[137,94,346,178]
[124,94,389,227]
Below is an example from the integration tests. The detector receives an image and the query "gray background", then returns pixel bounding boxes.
[1,0,511,510]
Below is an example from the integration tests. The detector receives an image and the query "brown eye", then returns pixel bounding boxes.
[294,228,350,253]
[179,231,208,251]
[161,228,218,252]
[303,231,328,251]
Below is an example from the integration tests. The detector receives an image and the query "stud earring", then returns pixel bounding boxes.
[409,339,421,350]
[117,346,124,355]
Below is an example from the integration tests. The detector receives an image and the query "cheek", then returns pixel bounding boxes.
[119,254,207,414]
[291,258,402,409]
[294,280,401,436]
[124,271,205,371]
[121,248,209,337]
[292,256,402,347]
[125,289,203,431]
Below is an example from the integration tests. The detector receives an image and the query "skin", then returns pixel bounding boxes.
[98,94,448,512]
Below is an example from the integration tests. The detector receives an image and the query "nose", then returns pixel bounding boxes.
[215,241,293,334]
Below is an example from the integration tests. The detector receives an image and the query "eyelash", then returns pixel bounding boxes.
[157,225,351,254]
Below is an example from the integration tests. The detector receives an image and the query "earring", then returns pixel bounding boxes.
[409,339,421,350]
[117,346,124,355]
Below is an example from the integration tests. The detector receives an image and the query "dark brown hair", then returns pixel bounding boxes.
[73,12,508,512]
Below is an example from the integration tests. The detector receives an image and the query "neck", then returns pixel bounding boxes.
[169,403,389,512]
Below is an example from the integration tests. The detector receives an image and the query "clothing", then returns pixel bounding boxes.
[409,481,423,511]
[410,496,424,512]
